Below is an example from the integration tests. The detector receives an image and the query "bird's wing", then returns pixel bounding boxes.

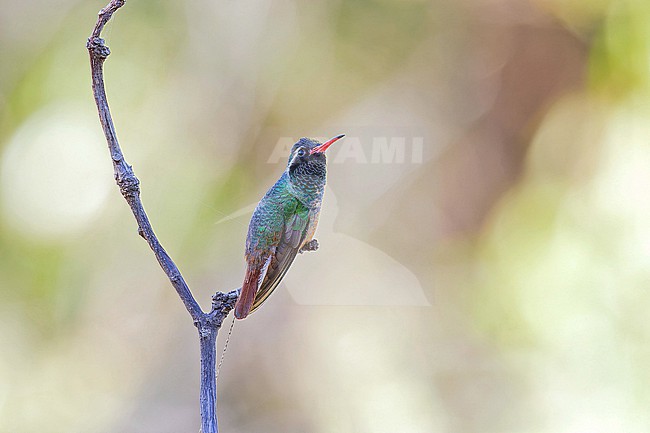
[235,199,284,319]
[250,205,311,313]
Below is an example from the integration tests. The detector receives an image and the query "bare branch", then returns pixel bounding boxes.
[87,0,203,322]
[86,1,237,432]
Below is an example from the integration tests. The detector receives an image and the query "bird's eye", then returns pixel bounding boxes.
[297,148,307,157]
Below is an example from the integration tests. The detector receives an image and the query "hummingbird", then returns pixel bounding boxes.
[234,134,345,319]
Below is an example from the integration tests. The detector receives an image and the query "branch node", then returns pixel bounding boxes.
[209,290,238,326]
[115,167,140,198]
[87,37,111,59]
[212,291,238,309]
[98,0,126,19]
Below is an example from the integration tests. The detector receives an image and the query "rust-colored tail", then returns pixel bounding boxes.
[234,265,261,319]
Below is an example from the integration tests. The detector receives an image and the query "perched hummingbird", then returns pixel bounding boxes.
[234,134,345,319]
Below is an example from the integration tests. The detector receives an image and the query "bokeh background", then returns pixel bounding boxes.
[2,0,650,431]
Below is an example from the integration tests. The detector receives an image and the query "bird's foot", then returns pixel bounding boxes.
[299,239,319,254]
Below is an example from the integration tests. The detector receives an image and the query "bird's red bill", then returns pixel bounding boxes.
[310,134,345,154]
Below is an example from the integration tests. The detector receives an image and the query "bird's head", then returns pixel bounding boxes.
[286,134,345,176]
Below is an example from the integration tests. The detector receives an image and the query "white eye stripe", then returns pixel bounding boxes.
[289,152,301,166]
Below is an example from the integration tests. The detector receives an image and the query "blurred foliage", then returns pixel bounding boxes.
[2,0,650,432]
[588,0,650,97]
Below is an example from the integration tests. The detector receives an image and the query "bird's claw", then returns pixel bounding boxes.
[299,239,319,253]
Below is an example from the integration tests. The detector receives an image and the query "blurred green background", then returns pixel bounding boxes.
[2,0,650,432]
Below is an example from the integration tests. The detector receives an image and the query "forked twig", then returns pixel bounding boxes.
[86,1,236,432]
